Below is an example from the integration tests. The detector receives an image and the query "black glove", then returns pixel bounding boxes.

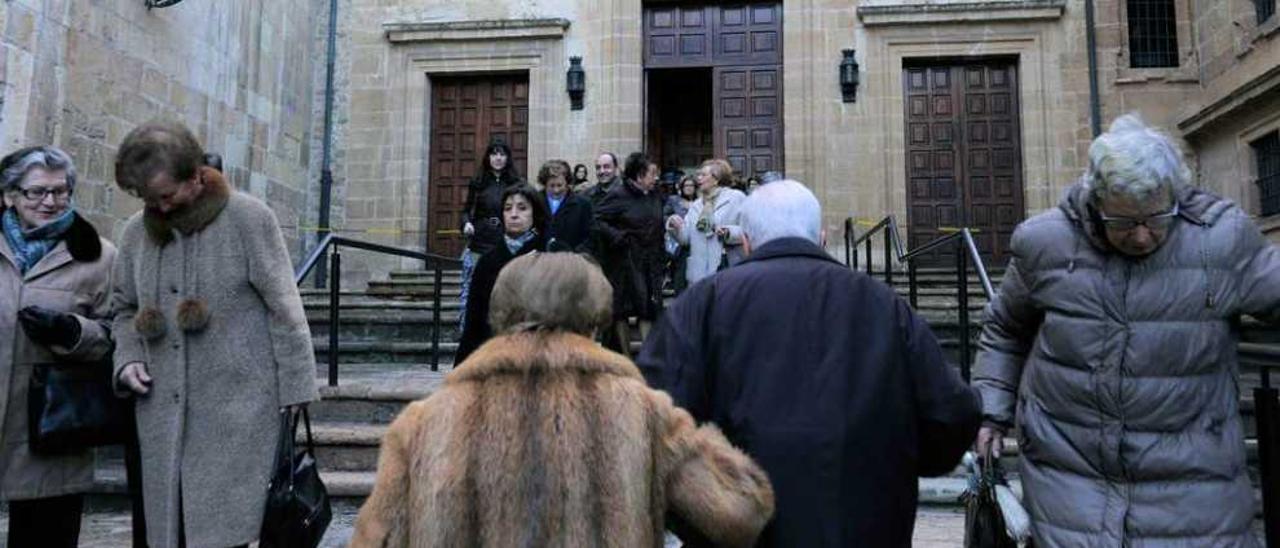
[18,306,82,349]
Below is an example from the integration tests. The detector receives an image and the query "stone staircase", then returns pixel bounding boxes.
[88,264,1272,519]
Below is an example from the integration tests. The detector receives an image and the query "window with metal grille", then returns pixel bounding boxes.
[1254,132,1280,216]
[1257,0,1276,25]
[1127,0,1179,68]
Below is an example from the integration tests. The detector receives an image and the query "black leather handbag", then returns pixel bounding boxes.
[260,406,331,548]
[27,358,129,455]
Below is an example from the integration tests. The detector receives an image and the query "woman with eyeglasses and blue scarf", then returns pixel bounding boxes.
[0,146,119,547]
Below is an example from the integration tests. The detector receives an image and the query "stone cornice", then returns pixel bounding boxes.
[1179,64,1280,136]
[857,1,1066,26]
[384,18,570,44]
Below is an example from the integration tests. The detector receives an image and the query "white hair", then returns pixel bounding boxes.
[740,179,822,247]
[1087,113,1191,203]
[1,146,77,192]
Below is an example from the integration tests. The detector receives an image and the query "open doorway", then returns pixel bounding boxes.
[646,68,714,180]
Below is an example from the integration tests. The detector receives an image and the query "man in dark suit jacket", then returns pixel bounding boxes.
[638,180,980,548]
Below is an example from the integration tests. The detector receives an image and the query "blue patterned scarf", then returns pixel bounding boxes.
[2,207,76,274]
[504,230,537,255]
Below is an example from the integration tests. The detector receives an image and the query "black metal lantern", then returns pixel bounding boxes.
[145,0,186,8]
[840,49,860,103]
[567,56,585,111]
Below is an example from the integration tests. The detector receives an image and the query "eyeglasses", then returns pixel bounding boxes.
[17,186,73,203]
[1098,202,1178,231]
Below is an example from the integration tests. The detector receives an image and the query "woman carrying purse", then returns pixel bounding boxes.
[0,146,118,547]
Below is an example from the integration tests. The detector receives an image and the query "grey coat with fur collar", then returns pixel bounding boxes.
[112,168,318,548]
[974,181,1278,547]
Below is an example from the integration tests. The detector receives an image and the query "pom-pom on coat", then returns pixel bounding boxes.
[111,167,319,547]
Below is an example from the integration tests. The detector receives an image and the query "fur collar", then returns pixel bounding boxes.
[64,213,102,262]
[448,331,642,384]
[143,166,231,246]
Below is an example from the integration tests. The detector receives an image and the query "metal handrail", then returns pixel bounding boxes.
[846,216,995,298]
[294,233,460,284]
[296,234,463,386]
[1239,341,1280,546]
[844,216,996,381]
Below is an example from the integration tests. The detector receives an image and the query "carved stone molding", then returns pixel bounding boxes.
[857,1,1066,27]
[384,18,571,44]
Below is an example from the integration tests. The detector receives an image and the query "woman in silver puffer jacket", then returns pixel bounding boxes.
[974,114,1276,547]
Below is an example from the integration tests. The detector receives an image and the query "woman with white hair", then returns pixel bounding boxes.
[973,114,1279,546]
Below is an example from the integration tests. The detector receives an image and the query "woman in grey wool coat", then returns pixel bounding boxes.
[973,114,1278,546]
[111,121,319,548]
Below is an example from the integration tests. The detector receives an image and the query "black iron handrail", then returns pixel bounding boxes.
[1239,342,1280,546]
[844,216,995,381]
[296,234,463,386]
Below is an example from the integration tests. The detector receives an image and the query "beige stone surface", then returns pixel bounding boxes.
[0,0,320,257]
[4,0,1275,281]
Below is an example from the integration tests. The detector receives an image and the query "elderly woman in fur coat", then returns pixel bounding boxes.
[352,252,775,547]
[111,121,319,548]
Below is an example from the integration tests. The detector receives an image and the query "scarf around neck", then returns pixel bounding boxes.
[142,166,232,246]
[2,207,76,274]
[505,230,537,255]
[698,186,722,229]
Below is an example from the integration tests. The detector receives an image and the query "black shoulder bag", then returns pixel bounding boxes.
[260,406,332,548]
[28,357,129,455]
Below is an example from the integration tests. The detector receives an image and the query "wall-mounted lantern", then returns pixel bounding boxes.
[840,49,860,103]
[145,0,186,8]
[567,56,586,111]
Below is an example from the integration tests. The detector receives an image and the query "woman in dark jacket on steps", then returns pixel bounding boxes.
[458,141,522,331]
[455,184,548,364]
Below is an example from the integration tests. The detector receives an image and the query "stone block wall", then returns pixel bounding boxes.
[321,0,648,285]
[0,0,320,259]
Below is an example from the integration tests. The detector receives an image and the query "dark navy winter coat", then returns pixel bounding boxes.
[544,191,593,253]
[638,237,981,547]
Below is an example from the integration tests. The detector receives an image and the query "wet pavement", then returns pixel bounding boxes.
[0,505,969,547]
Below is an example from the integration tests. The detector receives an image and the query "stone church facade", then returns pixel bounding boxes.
[0,0,1277,280]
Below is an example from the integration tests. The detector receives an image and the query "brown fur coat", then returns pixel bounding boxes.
[351,331,774,547]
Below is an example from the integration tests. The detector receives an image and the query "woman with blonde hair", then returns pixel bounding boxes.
[352,252,775,547]
[667,158,748,284]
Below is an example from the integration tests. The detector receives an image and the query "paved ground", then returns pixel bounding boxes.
[0,506,970,546]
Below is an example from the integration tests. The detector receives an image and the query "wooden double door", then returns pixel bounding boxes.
[644,2,782,178]
[427,74,529,256]
[903,60,1025,267]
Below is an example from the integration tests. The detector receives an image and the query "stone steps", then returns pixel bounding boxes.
[306,309,462,340]
[388,270,464,283]
[314,339,458,364]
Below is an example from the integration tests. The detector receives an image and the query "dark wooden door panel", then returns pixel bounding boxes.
[645,5,713,68]
[428,74,529,256]
[960,63,1021,263]
[716,65,781,178]
[714,3,782,66]
[645,2,783,179]
[903,61,1023,267]
[904,65,962,266]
